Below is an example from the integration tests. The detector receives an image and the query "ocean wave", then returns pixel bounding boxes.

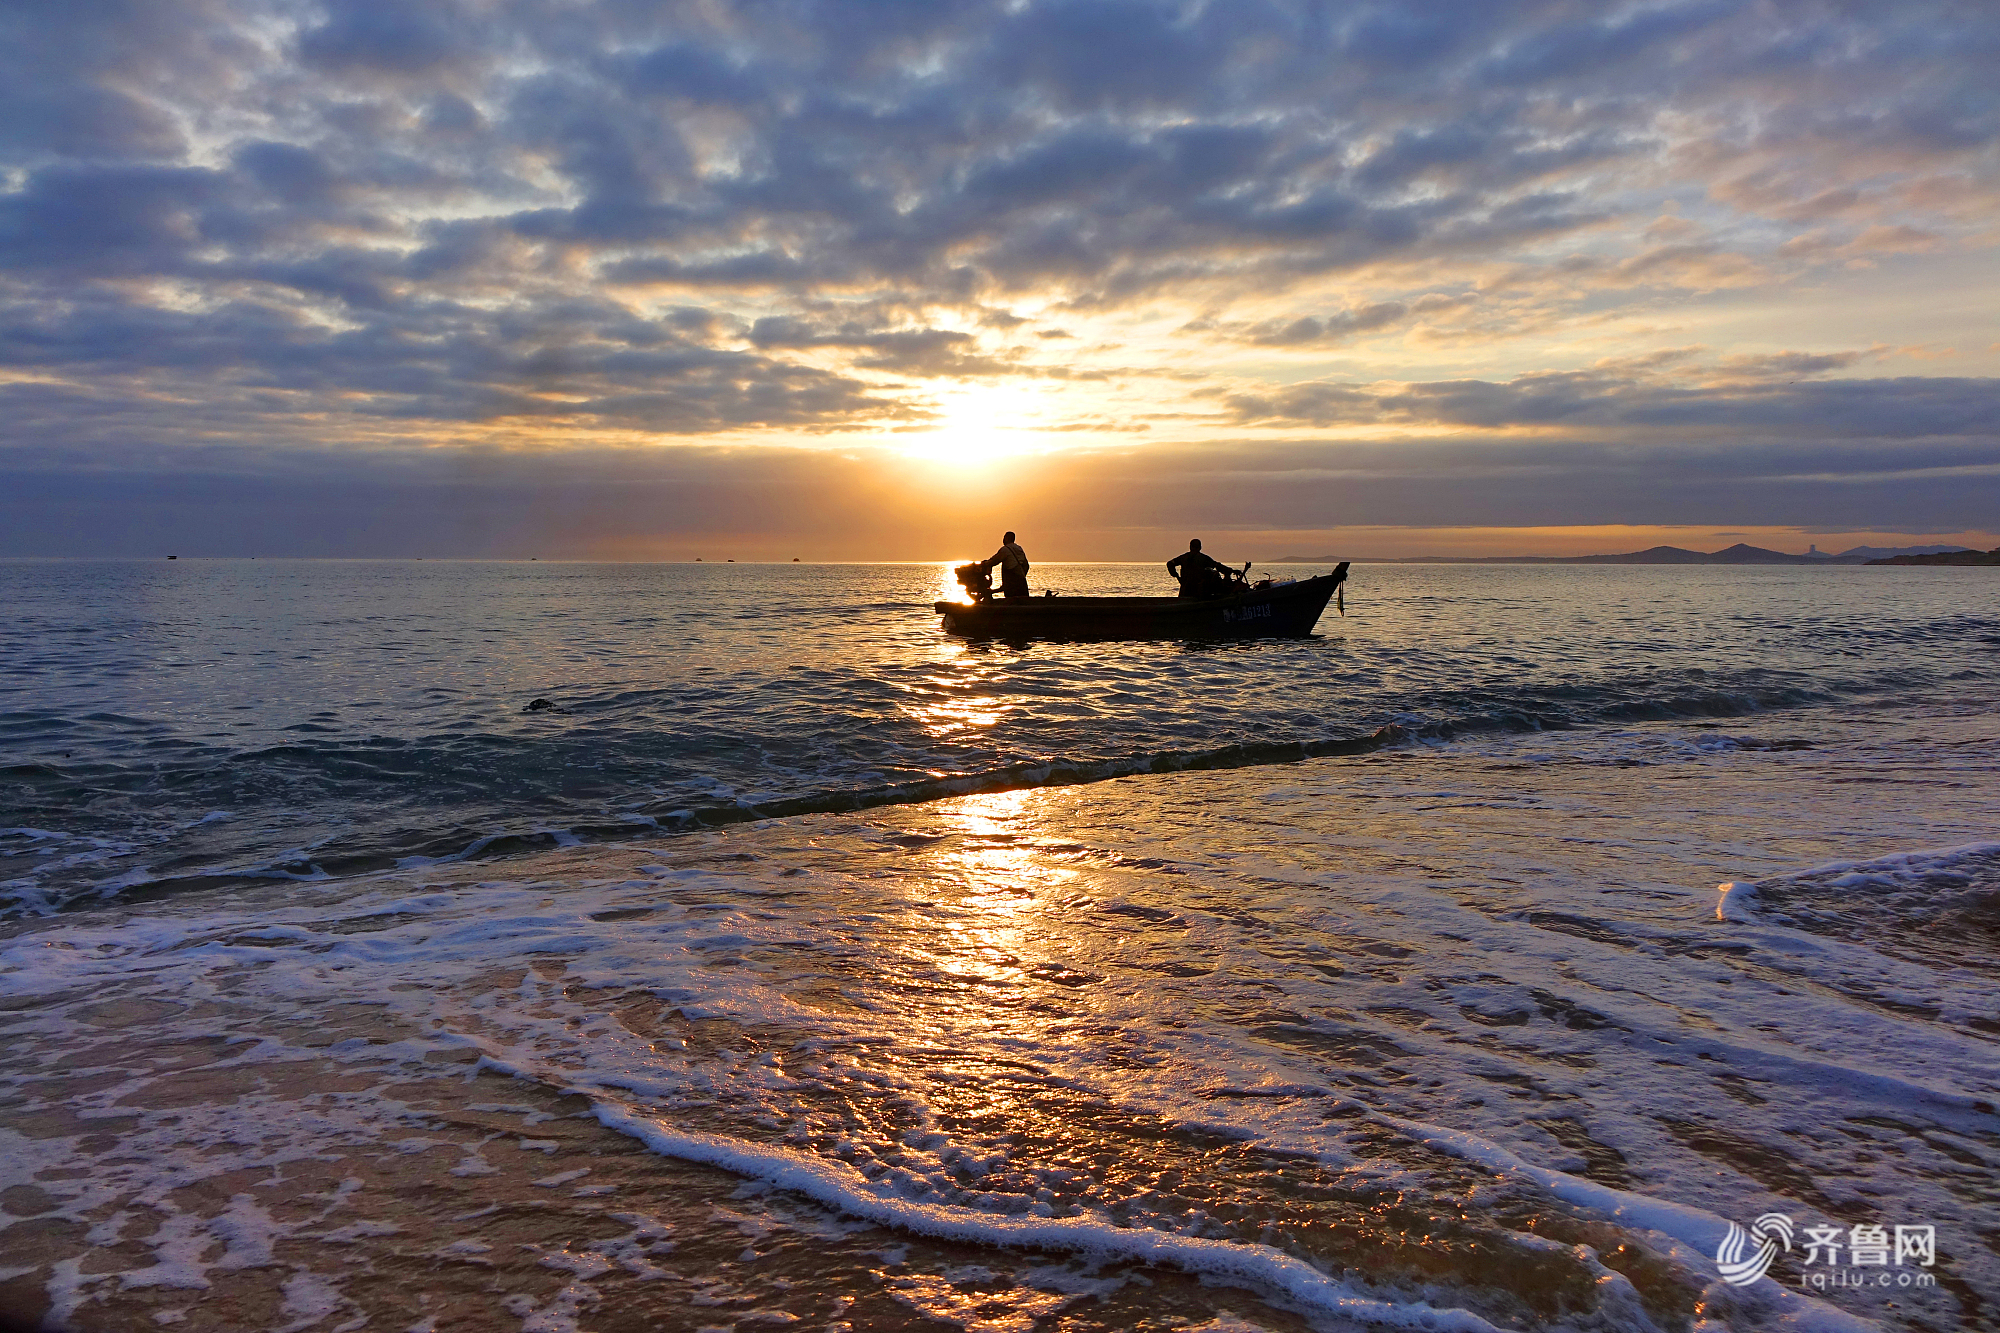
[1717,841,2000,976]
[1,691,1857,915]
[0,673,1970,918]
[5,562,1996,916]
[7,756,1989,1329]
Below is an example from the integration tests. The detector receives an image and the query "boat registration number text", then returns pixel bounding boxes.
[1223,603,1272,623]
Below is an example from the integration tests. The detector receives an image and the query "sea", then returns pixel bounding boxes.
[1,559,1995,1333]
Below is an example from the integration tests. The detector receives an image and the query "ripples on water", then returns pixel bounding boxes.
[1,559,1997,1332]
[3,559,1993,913]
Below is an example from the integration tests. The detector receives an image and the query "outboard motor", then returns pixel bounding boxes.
[955,562,995,603]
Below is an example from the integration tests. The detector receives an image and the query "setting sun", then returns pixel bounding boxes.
[899,382,1059,467]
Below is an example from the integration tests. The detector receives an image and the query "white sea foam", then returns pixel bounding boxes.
[1720,841,2000,918]
[1715,879,1759,921]
[1780,841,2000,906]
[4,726,1992,1329]
[593,1108,1509,1332]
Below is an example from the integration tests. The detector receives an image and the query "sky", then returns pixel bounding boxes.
[2,0,1996,560]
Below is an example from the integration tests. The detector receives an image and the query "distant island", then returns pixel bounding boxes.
[1864,546,2000,566]
[1265,543,1979,566]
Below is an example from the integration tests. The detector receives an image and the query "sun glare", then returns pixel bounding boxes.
[901,382,1053,467]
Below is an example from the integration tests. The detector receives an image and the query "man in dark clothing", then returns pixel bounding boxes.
[1166,538,1229,598]
[982,531,1031,600]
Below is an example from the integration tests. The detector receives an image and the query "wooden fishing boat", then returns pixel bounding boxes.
[934,563,1349,640]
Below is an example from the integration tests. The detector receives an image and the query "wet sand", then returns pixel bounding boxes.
[4,714,1995,1332]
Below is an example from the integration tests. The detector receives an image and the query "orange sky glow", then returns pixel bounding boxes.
[3,1,1995,558]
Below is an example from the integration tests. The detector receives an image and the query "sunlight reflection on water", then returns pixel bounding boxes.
[4,693,1997,1331]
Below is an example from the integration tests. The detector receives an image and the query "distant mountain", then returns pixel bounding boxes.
[1264,543,1803,565]
[1866,546,2000,566]
[1265,542,1979,566]
[1809,544,1979,563]
[1589,543,1808,565]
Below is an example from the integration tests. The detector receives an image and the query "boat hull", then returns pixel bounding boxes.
[934,567,1346,641]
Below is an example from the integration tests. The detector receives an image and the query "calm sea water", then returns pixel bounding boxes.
[4,559,1993,915]
[2,560,1997,1332]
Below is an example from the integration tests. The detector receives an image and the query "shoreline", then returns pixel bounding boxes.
[4,714,1995,1331]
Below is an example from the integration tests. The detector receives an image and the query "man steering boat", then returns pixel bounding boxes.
[1166,538,1242,598]
[980,531,1031,600]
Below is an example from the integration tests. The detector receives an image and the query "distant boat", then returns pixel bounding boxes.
[936,564,1348,640]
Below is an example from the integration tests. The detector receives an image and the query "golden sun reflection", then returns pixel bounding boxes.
[926,788,1082,1001]
[915,695,1007,736]
[933,562,973,605]
[903,633,1013,738]
[949,787,1036,837]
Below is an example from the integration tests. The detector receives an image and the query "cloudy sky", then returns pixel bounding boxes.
[3,0,1995,558]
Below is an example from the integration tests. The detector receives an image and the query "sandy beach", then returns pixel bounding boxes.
[6,707,1994,1332]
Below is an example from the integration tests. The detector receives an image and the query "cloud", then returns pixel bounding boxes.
[1237,302,1413,347]
[1714,350,1868,379]
[1220,358,2000,442]
[747,316,1022,377]
[297,0,471,76]
[0,289,912,436]
[6,432,1994,560]
[0,0,1995,546]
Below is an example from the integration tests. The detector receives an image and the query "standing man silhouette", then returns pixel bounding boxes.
[982,531,1031,600]
[1166,538,1228,598]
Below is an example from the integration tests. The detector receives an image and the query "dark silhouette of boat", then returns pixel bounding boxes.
[935,563,1348,640]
